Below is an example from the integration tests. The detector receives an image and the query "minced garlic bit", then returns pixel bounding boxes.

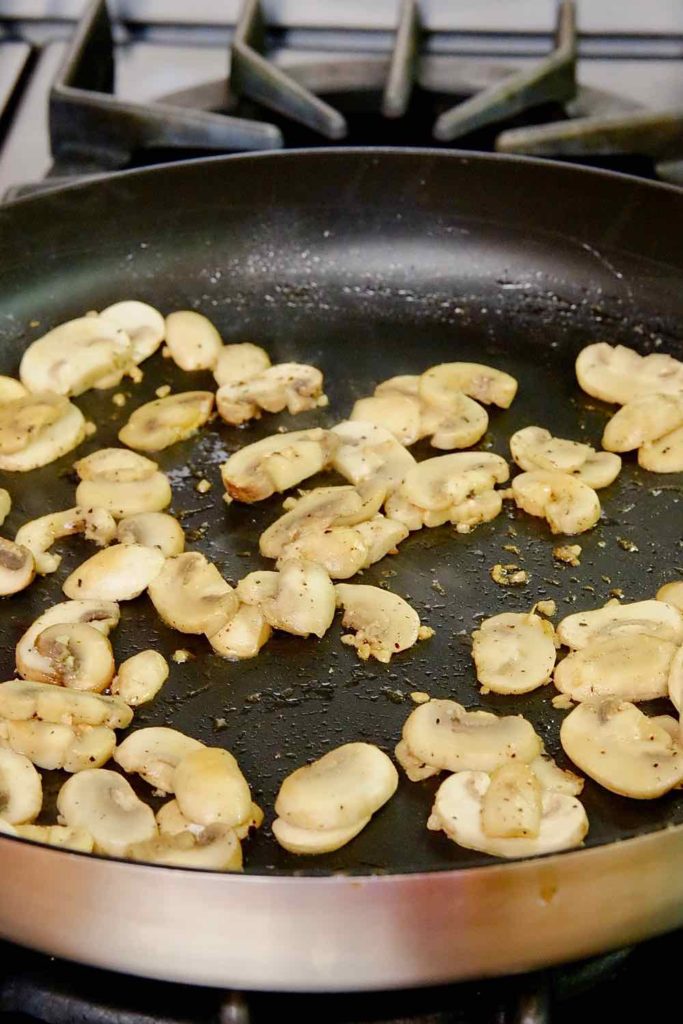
[553,544,582,567]
[418,625,435,640]
[617,537,639,553]
[195,478,212,494]
[552,693,574,710]
[410,691,430,704]
[156,384,171,398]
[130,366,143,383]
[490,563,529,586]
[112,393,127,407]
[533,599,557,617]
[85,421,97,436]
[172,649,193,664]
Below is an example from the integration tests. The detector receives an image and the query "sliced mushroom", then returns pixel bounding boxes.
[3,719,116,772]
[127,824,243,870]
[557,599,683,649]
[261,560,336,638]
[560,699,683,798]
[31,622,115,692]
[148,552,238,635]
[111,650,169,706]
[62,544,164,601]
[15,506,117,575]
[511,470,601,535]
[16,599,120,682]
[657,581,683,614]
[335,584,421,662]
[668,646,683,711]
[350,393,422,446]
[572,450,622,489]
[276,526,370,580]
[172,747,252,829]
[353,515,409,564]
[0,375,27,403]
[163,310,223,371]
[639,424,683,473]
[480,763,543,839]
[576,342,683,405]
[213,342,271,387]
[530,754,584,796]
[447,489,504,531]
[116,512,185,556]
[221,428,336,503]
[57,769,157,857]
[472,611,557,695]
[602,393,683,453]
[420,362,518,410]
[100,300,165,365]
[206,604,272,660]
[427,770,587,858]
[0,394,86,472]
[75,448,172,519]
[0,746,42,824]
[236,571,279,607]
[398,453,509,512]
[156,797,262,841]
[217,363,325,424]
[272,816,370,855]
[15,824,94,852]
[259,486,381,560]
[554,633,675,702]
[114,727,204,793]
[0,678,132,728]
[0,489,10,527]
[119,391,214,452]
[0,539,34,596]
[420,392,489,450]
[20,316,134,397]
[330,420,415,493]
[397,699,542,780]
[510,426,591,473]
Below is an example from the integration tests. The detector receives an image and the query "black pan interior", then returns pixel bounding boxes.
[0,149,682,875]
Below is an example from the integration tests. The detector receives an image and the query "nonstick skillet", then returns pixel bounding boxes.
[0,149,682,991]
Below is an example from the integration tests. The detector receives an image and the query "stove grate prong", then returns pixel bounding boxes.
[382,0,421,119]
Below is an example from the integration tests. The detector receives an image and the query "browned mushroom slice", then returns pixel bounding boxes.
[148,552,238,635]
[0,394,86,472]
[119,392,214,452]
[20,316,134,397]
[221,428,337,503]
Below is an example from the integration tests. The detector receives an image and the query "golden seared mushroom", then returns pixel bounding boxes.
[20,316,134,396]
[16,599,119,682]
[396,699,542,782]
[334,583,423,662]
[163,310,222,370]
[330,420,416,493]
[639,424,683,473]
[0,375,27,402]
[100,300,165,364]
[510,426,622,488]
[217,362,326,425]
[576,342,683,404]
[0,539,35,596]
[561,699,683,798]
[261,560,336,638]
[213,342,271,387]
[602,393,683,453]
[0,393,86,472]
[127,824,243,870]
[173,747,253,830]
[116,511,185,556]
[366,374,490,450]
[511,470,601,535]
[57,769,157,857]
[206,604,272,660]
[0,746,43,824]
[148,551,238,635]
[3,719,116,772]
[554,633,676,702]
[427,768,588,858]
[0,678,132,729]
[0,489,10,527]
[657,581,683,613]
[114,727,204,793]
[119,391,214,452]
[472,610,557,695]
[111,650,169,706]
[15,824,94,852]
[15,506,117,575]
[272,742,398,855]
[259,486,382,560]
[31,622,115,692]
[350,393,423,446]
[420,361,518,410]
[62,543,164,601]
[221,427,337,503]
[557,598,683,649]
[75,448,172,518]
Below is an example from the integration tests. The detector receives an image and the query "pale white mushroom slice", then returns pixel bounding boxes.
[274,742,397,833]
[420,362,518,410]
[351,393,423,446]
[398,699,542,780]
[127,824,243,870]
[330,420,415,493]
[0,678,132,728]
[31,622,115,692]
[262,560,336,638]
[75,448,172,519]
[447,489,503,531]
[572,450,622,489]
[119,391,214,452]
[0,375,27,403]
[421,393,489,450]
[172,747,252,829]
[156,797,263,841]
[0,746,42,824]
[530,754,584,796]
[116,512,185,556]
[114,727,204,793]
[259,486,382,560]
[427,770,587,858]
[335,584,421,662]
[57,769,157,857]
[0,539,34,596]
[2,719,116,772]
[111,650,169,706]
[480,763,542,839]
[0,489,10,527]
[206,604,272,660]
[0,394,86,472]
[576,342,683,404]
[639,424,683,473]
[667,646,683,711]
[15,824,94,852]
[15,506,117,575]
[657,581,683,614]
[399,452,509,512]
[353,515,409,565]
[213,342,271,387]
[217,363,325,424]
[235,571,279,607]
[164,310,223,371]
[561,699,683,798]
[602,393,683,453]
[16,599,120,682]
[554,633,675,702]
[511,470,600,535]
[276,527,369,580]
[148,551,238,635]
[62,543,164,601]
[20,316,134,396]
[100,300,165,365]
[472,611,557,695]
[272,816,370,855]
[510,426,592,473]
[557,599,683,649]
[221,427,336,503]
